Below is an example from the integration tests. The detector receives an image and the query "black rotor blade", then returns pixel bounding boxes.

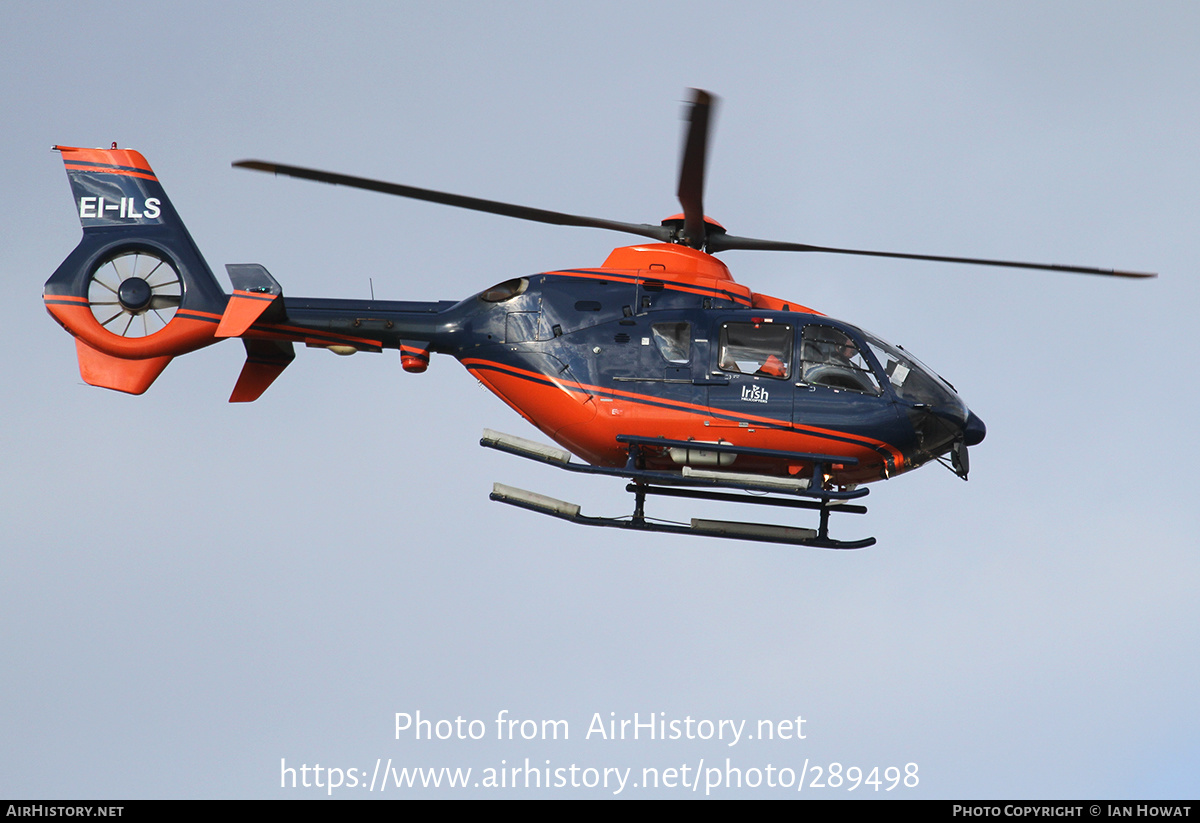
[705,233,1157,278]
[233,160,673,244]
[677,89,715,249]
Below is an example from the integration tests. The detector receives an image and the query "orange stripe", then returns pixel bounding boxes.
[177,309,223,322]
[45,302,219,359]
[64,163,158,182]
[460,356,906,467]
[56,146,155,173]
[466,364,898,482]
[256,321,382,348]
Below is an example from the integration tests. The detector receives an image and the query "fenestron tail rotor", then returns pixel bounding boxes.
[233,89,1156,280]
[87,250,182,338]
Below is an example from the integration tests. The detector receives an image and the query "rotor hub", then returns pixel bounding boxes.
[659,214,727,250]
[117,277,153,312]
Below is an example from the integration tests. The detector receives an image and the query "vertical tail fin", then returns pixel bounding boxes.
[44,145,228,393]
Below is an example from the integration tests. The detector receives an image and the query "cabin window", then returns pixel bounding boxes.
[717,322,792,379]
[651,322,691,363]
[799,325,881,395]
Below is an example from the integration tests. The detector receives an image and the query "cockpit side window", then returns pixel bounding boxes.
[799,325,881,395]
[651,322,691,363]
[718,322,792,379]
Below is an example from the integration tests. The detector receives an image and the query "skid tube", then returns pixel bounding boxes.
[481,430,876,549]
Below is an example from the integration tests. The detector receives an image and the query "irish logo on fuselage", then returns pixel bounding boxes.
[741,384,769,404]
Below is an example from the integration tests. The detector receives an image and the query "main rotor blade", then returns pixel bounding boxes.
[706,233,1157,278]
[233,160,673,244]
[677,89,715,249]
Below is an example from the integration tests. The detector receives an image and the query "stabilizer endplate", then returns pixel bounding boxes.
[216,264,285,338]
[229,338,295,403]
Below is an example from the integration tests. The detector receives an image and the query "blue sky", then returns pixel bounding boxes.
[3,1,1197,798]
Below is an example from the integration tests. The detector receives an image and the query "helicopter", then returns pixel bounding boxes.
[43,90,1154,549]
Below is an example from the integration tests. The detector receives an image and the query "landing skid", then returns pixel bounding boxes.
[480,429,876,549]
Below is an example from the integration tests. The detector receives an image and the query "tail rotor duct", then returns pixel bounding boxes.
[87,250,182,338]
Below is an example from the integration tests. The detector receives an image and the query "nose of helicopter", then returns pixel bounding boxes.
[904,400,984,467]
[918,403,984,479]
[963,409,986,446]
[931,403,986,447]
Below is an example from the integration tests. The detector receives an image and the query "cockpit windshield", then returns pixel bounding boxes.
[860,331,962,411]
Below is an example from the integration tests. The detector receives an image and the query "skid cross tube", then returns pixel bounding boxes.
[624,484,868,515]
